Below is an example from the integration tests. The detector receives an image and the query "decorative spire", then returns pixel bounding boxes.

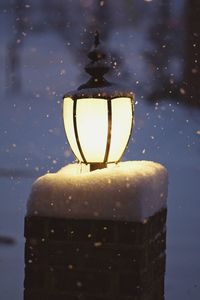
[78,31,111,90]
[94,31,100,47]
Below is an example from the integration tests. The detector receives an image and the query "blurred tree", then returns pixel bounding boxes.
[6,0,30,92]
[77,0,115,81]
[145,0,200,107]
[5,0,116,92]
[145,0,174,102]
[182,0,200,106]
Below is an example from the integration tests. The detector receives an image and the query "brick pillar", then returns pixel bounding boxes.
[24,209,167,300]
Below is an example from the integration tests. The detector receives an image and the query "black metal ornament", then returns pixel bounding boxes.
[63,31,133,100]
[78,31,111,90]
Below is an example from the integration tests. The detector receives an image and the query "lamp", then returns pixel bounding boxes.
[63,32,134,171]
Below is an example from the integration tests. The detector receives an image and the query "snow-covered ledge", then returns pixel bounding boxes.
[27,161,168,222]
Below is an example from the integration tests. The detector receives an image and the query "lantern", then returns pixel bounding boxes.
[63,32,134,171]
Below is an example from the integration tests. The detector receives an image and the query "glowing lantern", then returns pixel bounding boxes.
[63,32,134,171]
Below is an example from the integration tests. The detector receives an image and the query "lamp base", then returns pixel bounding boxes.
[24,209,167,300]
[90,162,107,172]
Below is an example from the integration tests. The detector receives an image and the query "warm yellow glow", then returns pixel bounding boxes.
[63,97,82,161]
[76,98,108,162]
[108,97,133,161]
[63,96,133,164]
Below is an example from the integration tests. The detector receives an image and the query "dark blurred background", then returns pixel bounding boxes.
[3,0,200,106]
[0,1,200,299]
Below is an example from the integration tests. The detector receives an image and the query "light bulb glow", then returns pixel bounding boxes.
[63,96,133,164]
[108,97,133,161]
[76,98,108,162]
[63,97,82,161]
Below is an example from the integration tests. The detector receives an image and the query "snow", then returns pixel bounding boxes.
[0,3,200,300]
[27,161,168,222]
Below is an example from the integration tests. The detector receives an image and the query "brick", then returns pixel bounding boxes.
[66,220,93,242]
[119,269,154,296]
[24,209,167,299]
[48,295,79,300]
[51,268,110,294]
[148,231,166,261]
[145,279,165,300]
[48,219,69,240]
[24,266,45,289]
[92,222,115,243]
[150,210,167,239]
[25,240,47,265]
[117,221,146,245]
[47,242,85,267]
[24,291,82,300]
[24,291,46,300]
[83,245,148,271]
[25,217,47,238]
[152,254,166,281]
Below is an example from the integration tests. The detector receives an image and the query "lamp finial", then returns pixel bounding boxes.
[94,31,100,47]
[78,31,111,89]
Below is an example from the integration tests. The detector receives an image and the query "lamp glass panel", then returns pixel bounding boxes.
[76,98,108,162]
[108,97,133,161]
[63,97,82,161]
